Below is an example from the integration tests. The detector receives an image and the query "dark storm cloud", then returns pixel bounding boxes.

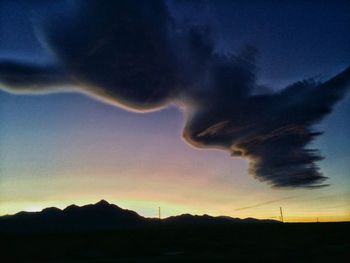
[0,59,70,93]
[184,66,350,187]
[0,0,349,187]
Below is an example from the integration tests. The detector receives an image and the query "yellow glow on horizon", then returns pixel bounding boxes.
[283,216,350,223]
[1,198,349,223]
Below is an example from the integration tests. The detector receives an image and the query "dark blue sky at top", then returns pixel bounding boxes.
[170,0,350,87]
[1,0,349,85]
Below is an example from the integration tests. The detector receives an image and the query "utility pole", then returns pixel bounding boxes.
[280,207,284,223]
[158,206,161,220]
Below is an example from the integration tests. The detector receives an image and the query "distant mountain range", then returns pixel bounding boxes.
[0,200,279,233]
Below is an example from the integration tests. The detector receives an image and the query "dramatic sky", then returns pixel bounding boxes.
[0,0,349,222]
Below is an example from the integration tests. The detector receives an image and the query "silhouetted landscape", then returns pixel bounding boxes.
[1,200,349,262]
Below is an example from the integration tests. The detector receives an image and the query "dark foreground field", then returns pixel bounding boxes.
[1,222,349,263]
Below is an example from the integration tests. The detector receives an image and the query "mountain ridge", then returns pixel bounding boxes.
[0,200,279,233]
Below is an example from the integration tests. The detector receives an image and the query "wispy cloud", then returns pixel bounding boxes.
[235,197,296,211]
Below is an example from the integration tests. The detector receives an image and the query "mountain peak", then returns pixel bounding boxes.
[42,207,62,214]
[95,199,110,206]
[64,204,80,212]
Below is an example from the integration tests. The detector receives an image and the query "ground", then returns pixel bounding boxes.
[1,222,349,262]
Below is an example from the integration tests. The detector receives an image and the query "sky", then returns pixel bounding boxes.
[0,0,349,222]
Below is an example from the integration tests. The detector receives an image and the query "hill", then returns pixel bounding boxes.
[0,200,349,262]
[0,200,278,233]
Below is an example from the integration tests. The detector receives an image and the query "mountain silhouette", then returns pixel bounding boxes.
[0,200,278,233]
[1,201,348,262]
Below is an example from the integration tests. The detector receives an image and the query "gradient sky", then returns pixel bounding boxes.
[0,0,349,222]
